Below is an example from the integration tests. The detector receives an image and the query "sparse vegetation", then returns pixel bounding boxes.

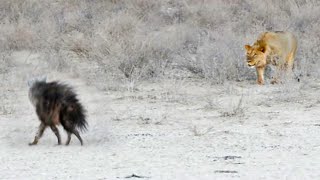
[220,95,245,118]
[191,125,214,136]
[1,0,320,87]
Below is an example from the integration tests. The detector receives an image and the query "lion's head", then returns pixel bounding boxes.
[244,44,267,68]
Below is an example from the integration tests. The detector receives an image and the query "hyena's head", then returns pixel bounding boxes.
[27,75,47,107]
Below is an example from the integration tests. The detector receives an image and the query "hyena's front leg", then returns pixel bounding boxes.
[50,125,61,145]
[29,122,46,146]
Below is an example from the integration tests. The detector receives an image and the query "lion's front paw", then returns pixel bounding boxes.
[257,80,264,85]
[271,78,279,84]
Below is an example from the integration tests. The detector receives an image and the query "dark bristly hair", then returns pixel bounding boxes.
[28,77,88,146]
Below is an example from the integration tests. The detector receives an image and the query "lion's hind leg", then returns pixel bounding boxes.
[271,64,286,85]
[284,50,297,82]
[286,52,295,71]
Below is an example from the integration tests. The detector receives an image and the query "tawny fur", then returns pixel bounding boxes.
[244,31,297,85]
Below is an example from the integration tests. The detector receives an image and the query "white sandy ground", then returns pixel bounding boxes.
[1,51,320,180]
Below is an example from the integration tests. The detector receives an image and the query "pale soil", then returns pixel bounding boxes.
[1,51,320,180]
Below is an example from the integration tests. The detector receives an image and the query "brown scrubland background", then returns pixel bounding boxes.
[1,0,320,87]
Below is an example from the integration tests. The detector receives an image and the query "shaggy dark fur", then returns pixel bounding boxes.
[28,79,87,146]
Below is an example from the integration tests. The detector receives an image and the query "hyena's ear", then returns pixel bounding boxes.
[27,79,35,87]
[37,75,47,82]
[27,75,47,87]
[244,45,251,51]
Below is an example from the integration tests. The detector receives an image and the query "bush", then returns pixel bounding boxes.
[1,0,320,84]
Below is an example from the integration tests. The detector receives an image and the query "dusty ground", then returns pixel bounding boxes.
[1,52,320,179]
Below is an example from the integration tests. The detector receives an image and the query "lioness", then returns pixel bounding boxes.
[244,31,297,85]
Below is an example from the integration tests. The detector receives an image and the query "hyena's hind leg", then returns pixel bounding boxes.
[62,120,84,146]
[72,129,83,146]
[65,129,83,146]
[29,122,46,145]
[50,125,61,145]
[66,132,72,145]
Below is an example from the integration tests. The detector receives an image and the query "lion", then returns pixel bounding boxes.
[244,31,297,85]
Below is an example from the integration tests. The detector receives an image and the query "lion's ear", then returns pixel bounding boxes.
[259,46,266,53]
[244,45,251,51]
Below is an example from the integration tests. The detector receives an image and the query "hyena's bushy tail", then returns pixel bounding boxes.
[62,93,88,132]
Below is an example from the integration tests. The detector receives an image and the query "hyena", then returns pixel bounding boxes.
[28,76,88,146]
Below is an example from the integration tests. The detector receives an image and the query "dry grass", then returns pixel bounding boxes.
[220,95,245,118]
[1,0,320,87]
